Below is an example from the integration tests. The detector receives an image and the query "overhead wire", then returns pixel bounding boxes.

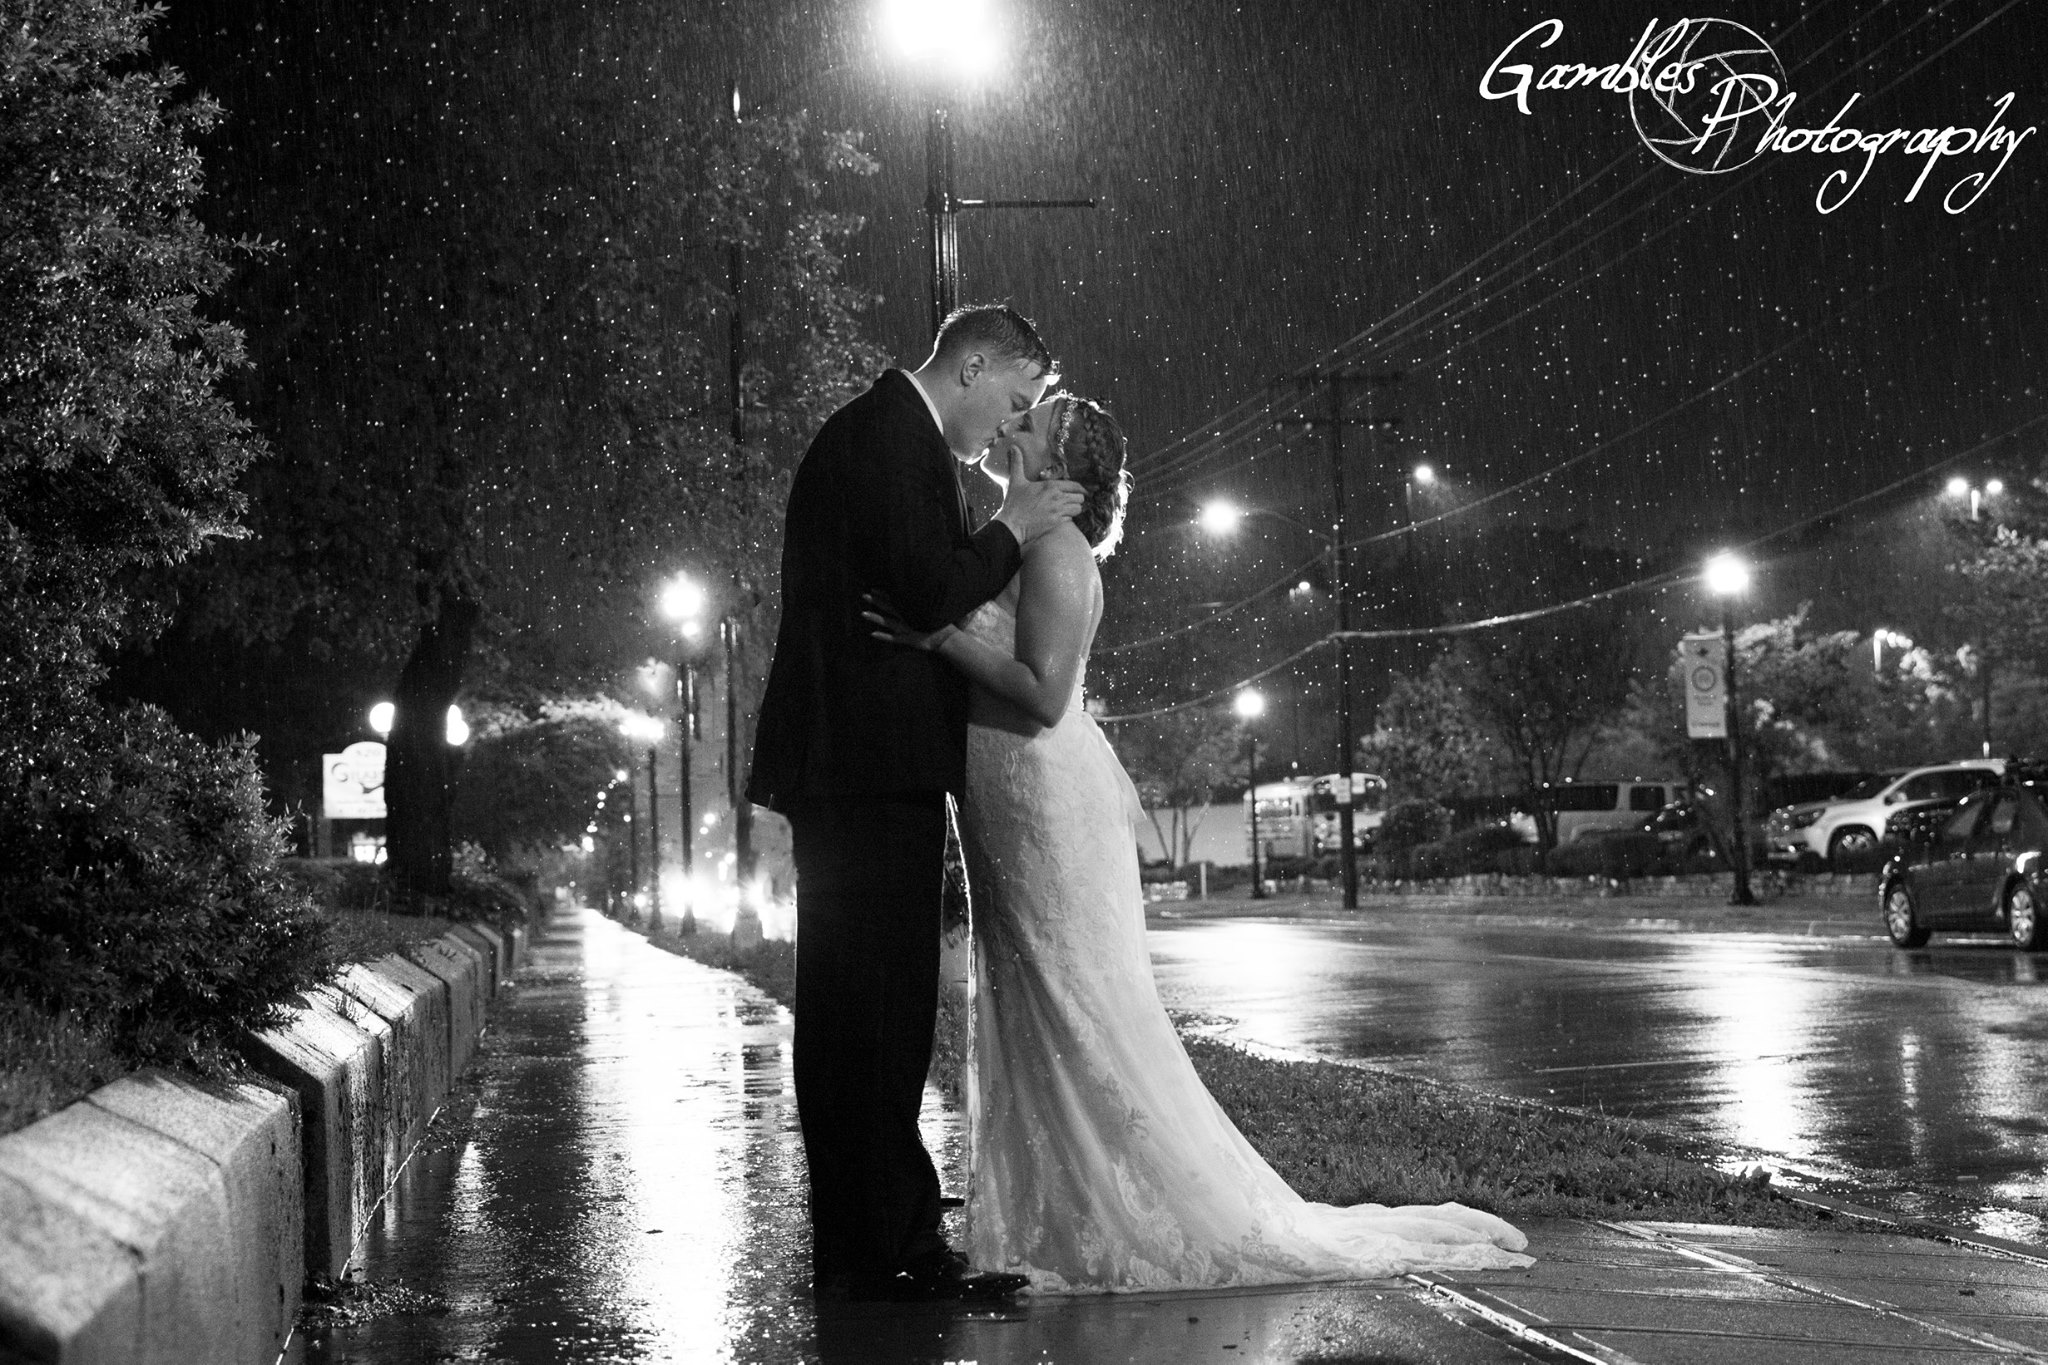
[1097,412,2048,721]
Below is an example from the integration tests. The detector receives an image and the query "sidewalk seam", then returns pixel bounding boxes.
[1405,1272,1640,1364]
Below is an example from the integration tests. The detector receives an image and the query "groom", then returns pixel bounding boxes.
[748,305,1083,1301]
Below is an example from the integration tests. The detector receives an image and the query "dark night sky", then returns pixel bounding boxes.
[158,0,2048,716]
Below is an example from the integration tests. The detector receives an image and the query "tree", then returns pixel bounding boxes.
[1436,526,1650,844]
[145,0,886,894]
[451,699,640,865]
[1116,708,1243,870]
[0,0,325,1056]
[1357,655,1510,805]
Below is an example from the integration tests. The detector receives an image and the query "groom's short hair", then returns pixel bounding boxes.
[932,304,1060,382]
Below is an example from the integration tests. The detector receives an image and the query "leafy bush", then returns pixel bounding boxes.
[1376,799,1454,854]
[1545,831,1668,880]
[0,706,333,1064]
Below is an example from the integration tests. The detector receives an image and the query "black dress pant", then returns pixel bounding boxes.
[789,793,949,1283]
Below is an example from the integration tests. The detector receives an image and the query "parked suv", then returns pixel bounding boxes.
[1763,760,2004,870]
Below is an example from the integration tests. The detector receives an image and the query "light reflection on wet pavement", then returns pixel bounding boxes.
[293,905,823,1362]
[1148,917,2048,1240]
[292,906,1508,1364]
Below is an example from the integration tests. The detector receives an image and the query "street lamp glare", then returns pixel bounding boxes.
[1986,478,2006,497]
[368,701,394,737]
[1233,688,1266,721]
[1197,499,1244,537]
[1703,551,1750,598]
[1946,475,1971,499]
[661,574,707,625]
[444,704,469,747]
[1412,463,1436,487]
[879,0,1001,77]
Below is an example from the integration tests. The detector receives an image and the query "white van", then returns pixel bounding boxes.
[1535,779,1689,844]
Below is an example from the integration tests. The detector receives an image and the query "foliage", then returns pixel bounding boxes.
[0,1002,125,1138]
[0,707,332,1064]
[1376,798,1454,854]
[0,0,330,1068]
[1433,527,1650,841]
[141,1,889,890]
[452,699,642,865]
[650,918,796,1008]
[1358,655,1510,804]
[1117,707,1244,869]
[1608,608,1985,839]
[1184,1038,1825,1224]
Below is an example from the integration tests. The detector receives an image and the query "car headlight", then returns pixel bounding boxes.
[1786,809,1822,830]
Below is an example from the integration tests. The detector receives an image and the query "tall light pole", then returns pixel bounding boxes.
[879,0,1094,336]
[623,709,666,926]
[1705,551,1756,906]
[1945,477,2004,755]
[1235,688,1267,900]
[661,574,708,899]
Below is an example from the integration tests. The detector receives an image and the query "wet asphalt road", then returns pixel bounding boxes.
[1147,915,2048,1242]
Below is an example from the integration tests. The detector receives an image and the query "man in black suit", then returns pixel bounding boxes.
[747,306,1083,1301]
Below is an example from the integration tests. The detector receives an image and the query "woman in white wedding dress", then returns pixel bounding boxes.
[864,394,1531,1295]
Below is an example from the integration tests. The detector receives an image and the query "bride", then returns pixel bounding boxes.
[863,393,1532,1294]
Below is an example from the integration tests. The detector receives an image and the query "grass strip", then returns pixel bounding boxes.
[652,917,1834,1228]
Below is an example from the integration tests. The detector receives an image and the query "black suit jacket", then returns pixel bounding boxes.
[746,371,1022,811]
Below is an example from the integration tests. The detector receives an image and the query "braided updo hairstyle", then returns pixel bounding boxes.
[1046,395,1132,560]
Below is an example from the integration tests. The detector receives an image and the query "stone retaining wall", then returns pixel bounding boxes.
[0,920,525,1365]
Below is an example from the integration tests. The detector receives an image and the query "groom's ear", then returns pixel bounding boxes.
[955,351,988,388]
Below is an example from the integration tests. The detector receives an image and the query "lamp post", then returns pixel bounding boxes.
[1704,551,1756,906]
[1199,497,1366,906]
[880,0,1094,337]
[1945,478,2004,755]
[1946,475,2004,522]
[622,710,666,925]
[1235,688,1266,900]
[661,575,708,922]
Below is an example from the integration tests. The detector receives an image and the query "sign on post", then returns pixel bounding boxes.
[323,741,388,819]
[1680,634,1728,739]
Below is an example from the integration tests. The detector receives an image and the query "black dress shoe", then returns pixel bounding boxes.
[888,1267,1029,1302]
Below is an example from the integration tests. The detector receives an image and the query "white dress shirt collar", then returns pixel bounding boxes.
[904,369,947,442]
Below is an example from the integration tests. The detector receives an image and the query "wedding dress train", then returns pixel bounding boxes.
[957,598,1532,1294]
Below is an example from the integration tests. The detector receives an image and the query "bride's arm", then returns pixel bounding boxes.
[867,525,1098,728]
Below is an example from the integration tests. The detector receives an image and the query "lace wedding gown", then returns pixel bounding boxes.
[956,598,1533,1294]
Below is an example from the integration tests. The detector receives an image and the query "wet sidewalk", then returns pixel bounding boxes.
[292,904,2048,1364]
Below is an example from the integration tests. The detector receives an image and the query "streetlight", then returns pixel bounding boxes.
[1703,551,1756,906]
[622,710,666,925]
[368,701,394,737]
[1946,475,2004,522]
[661,572,708,932]
[880,0,1093,336]
[1200,499,1362,907]
[1872,627,1912,674]
[1235,688,1267,901]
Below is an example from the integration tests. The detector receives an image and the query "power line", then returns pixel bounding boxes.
[1097,412,2048,719]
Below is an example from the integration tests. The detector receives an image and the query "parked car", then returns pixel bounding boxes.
[1533,779,1689,845]
[1576,799,1720,862]
[1879,770,2048,949]
[1883,795,1969,848]
[1763,761,2004,870]
[1762,770,1880,812]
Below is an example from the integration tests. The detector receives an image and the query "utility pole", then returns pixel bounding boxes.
[1278,367,1402,910]
[919,101,1095,338]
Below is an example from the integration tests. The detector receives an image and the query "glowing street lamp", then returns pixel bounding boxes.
[1946,475,2004,522]
[368,701,394,737]
[622,711,666,925]
[1235,688,1267,901]
[1704,551,1756,906]
[1202,499,1359,905]
[880,0,1092,337]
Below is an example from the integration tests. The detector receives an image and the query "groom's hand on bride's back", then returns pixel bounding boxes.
[992,448,1084,546]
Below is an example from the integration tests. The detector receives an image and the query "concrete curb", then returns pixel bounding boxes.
[0,916,528,1365]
